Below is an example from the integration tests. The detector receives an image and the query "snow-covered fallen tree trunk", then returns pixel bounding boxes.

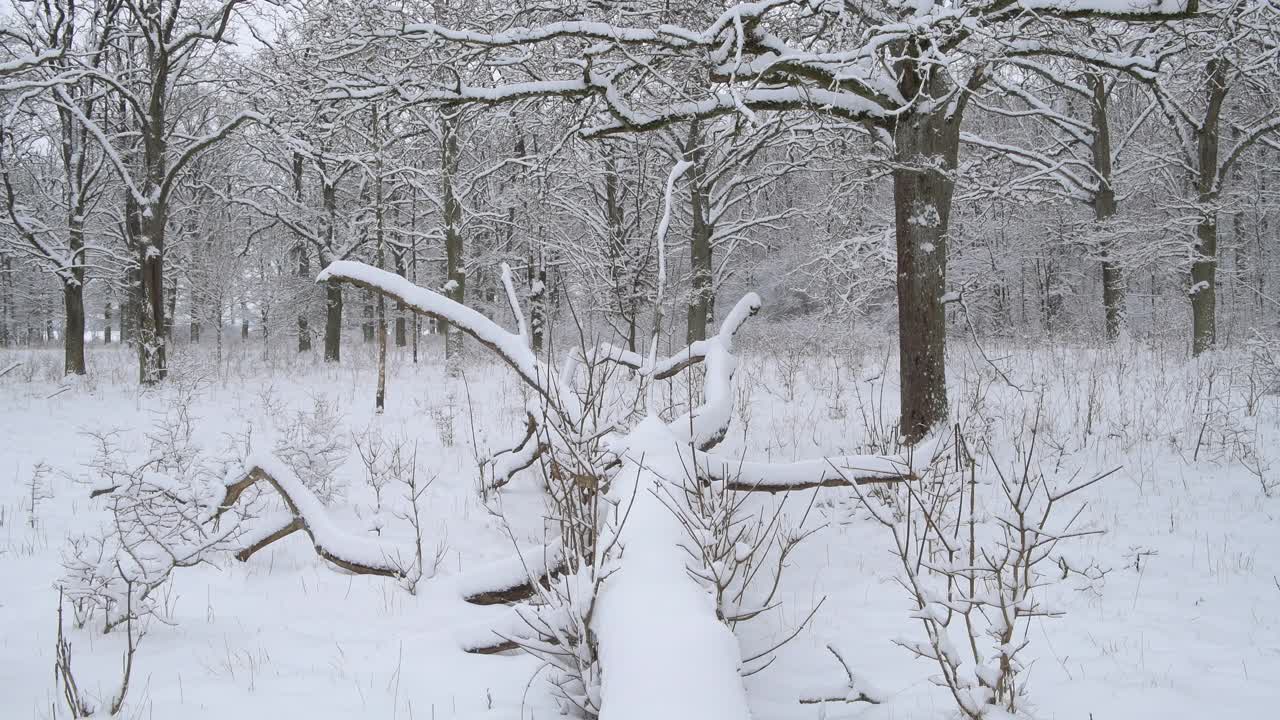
[316,258,914,717]
[593,418,751,720]
[694,449,913,492]
[220,459,408,577]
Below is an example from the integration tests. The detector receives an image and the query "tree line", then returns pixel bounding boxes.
[2,0,1278,441]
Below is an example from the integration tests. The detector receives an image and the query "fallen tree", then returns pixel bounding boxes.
[305,258,915,717]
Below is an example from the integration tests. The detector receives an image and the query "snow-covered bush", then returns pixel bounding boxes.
[852,417,1111,718]
[62,390,251,634]
[272,394,350,504]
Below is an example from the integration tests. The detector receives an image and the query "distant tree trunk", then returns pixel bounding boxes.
[293,154,312,353]
[103,301,112,345]
[1088,73,1123,341]
[602,153,636,352]
[376,228,387,413]
[362,294,376,343]
[322,172,342,362]
[393,242,407,348]
[1191,59,1228,356]
[0,255,10,347]
[122,189,142,348]
[891,84,959,443]
[441,109,465,360]
[686,122,714,344]
[410,186,420,364]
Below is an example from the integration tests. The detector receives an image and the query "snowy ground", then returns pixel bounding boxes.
[1,336,1277,719]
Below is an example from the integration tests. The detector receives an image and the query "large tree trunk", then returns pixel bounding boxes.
[138,75,169,385]
[891,105,957,443]
[686,123,714,344]
[138,208,168,384]
[1191,60,1227,356]
[441,109,465,360]
[103,301,112,345]
[63,282,86,375]
[1088,73,1123,341]
[1191,217,1218,354]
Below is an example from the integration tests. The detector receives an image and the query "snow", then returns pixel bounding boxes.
[1,339,1278,720]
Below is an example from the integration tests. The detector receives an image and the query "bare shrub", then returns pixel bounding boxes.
[850,418,1111,718]
[273,394,350,504]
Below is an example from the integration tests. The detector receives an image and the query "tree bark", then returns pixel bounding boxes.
[138,210,168,384]
[324,280,343,362]
[63,282,86,375]
[686,122,714,344]
[292,152,312,353]
[137,65,170,385]
[1088,73,1123,341]
[1191,59,1228,356]
[322,169,342,361]
[441,109,465,360]
[891,101,958,443]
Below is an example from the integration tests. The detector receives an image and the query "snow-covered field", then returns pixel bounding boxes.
[2,337,1277,719]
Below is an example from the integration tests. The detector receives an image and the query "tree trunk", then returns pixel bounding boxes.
[1191,59,1227,356]
[324,280,343,362]
[529,255,547,354]
[393,245,408,348]
[0,255,11,347]
[292,153,312,353]
[321,167,342,361]
[376,238,387,413]
[603,153,636,352]
[63,282,86,375]
[103,301,112,345]
[138,209,168,384]
[1191,217,1218,354]
[138,77,169,385]
[121,190,142,346]
[891,105,957,443]
[1088,73,1123,341]
[441,109,465,360]
[686,123,714,344]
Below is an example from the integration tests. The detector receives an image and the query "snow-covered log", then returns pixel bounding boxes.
[456,545,564,606]
[318,260,559,406]
[220,459,408,577]
[593,417,752,720]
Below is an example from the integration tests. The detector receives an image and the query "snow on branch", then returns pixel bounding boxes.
[317,261,552,399]
[220,459,408,577]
